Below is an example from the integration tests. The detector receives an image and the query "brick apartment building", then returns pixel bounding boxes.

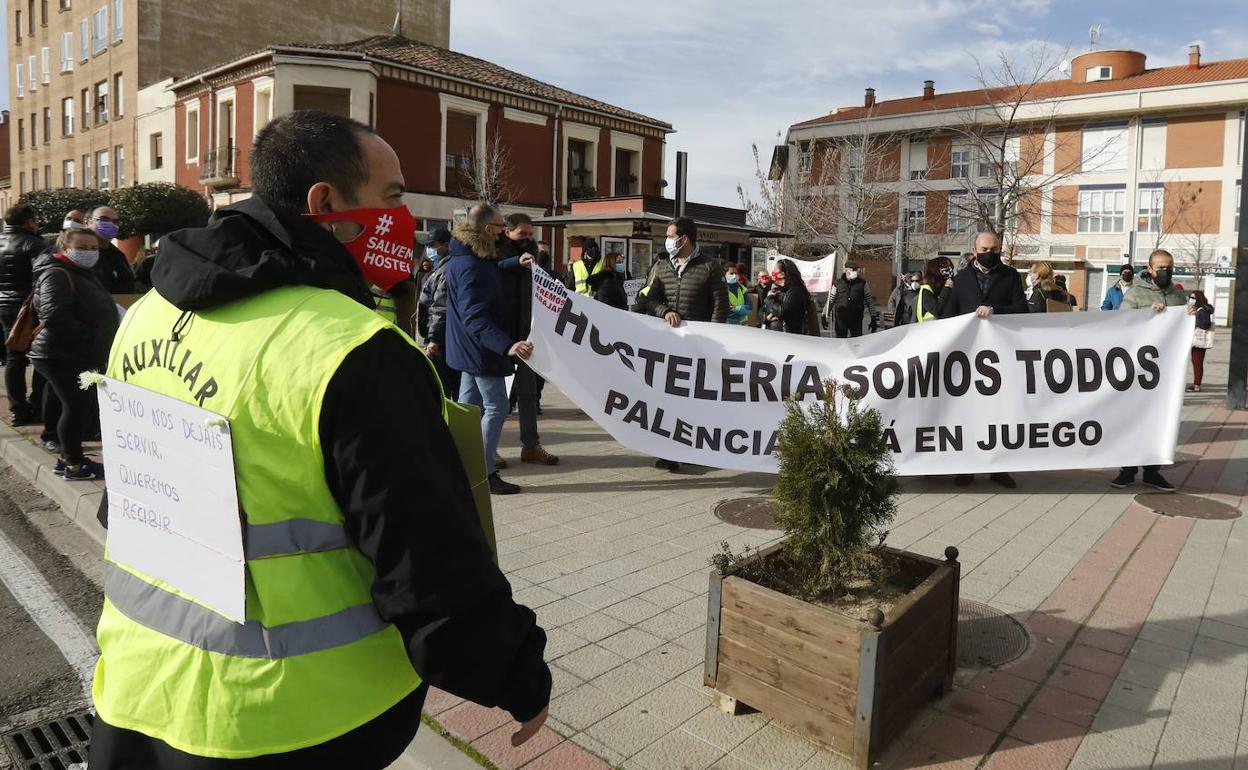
[4,0,448,199]
[161,35,673,264]
[776,46,1247,320]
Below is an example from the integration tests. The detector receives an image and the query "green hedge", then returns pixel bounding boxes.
[18,184,211,240]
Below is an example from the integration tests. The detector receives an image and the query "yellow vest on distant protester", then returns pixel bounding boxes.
[572,257,607,296]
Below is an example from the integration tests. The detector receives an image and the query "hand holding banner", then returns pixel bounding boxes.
[527,267,1192,476]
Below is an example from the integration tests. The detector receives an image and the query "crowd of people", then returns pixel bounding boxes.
[0,203,135,480]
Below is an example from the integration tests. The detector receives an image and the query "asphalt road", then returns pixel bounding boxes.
[0,467,103,769]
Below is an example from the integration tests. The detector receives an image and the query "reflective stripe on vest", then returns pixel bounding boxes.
[105,562,387,659]
[572,258,606,296]
[95,285,421,758]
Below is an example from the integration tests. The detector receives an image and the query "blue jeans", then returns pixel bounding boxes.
[459,374,509,475]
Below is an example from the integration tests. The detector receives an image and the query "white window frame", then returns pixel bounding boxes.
[111,0,122,42]
[28,55,37,91]
[798,145,812,175]
[905,193,926,235]
[185,103,200,163]
[63,159,75,188]
[1086,65,1112,82]
[947,192,975,233]
[1137,187,1163,233]
[562,121,600,204]
[91,8,107,54]
[16,65,25,98]
[438,94,488,194]
[96,148,110,189]
[951,148,971,179]
[59,31,73,71]
[1077,188,1126,233]
[150,132,164,169]
[252,76,274,136]
[609,130,644,197]
[113,72,123,117]
[93,79,109,124]
[82,153,92,187]
[1082,124,1128,173]
[845,146,864,182]
[115,145,125,187]
[79,18,88,61]
[61,96,74,135]
[40,46,50,83]
[908,141,928,180]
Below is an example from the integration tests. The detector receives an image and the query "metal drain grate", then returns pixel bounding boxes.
[713,497,780,530]
[957,600,1030,668]
[1135,492,1242,520]
[2,711,92,770]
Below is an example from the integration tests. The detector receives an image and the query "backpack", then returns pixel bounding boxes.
[5,267,73,352]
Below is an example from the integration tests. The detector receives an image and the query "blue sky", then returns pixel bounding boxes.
[450,0,1248,205]
[4,2,1247,205]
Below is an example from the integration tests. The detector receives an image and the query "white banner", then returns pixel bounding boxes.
[98,377,245,622]
[767,253,837,293]
[527,268,1193,476]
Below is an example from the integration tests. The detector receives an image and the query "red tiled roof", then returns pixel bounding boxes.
[792,57,1248,129]
[290,36,672,129]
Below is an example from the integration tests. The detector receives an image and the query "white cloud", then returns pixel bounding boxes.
[974,22,1002,36]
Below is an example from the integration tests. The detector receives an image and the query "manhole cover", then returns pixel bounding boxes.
[2,711,92,769]
[713,497,780,530]
[1135,492,1242,520]
[957,600,1030,668]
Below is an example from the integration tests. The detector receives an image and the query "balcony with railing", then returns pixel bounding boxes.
[199,145,239,188]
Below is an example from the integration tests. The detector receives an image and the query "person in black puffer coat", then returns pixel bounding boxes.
[0,204,52,424]
[586,252,629,310]
[773,259,812,334]
[30,227,120,480]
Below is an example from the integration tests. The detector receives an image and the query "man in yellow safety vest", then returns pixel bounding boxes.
[88,110,551,769]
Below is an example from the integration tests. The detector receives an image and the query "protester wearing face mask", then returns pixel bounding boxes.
[29,227,118,480]
[419,227,459,394]
[763,269,787,332]
[1109,249,1197,493]
[886,272,922,328]
[87,207,137,294]
[829,263,880,338]
[89,111,551,769]
[724,263,753,325]
[941,231,1028,489]
[1101,263,1135,310]
[587,251,630,311]
[916,257,954,323]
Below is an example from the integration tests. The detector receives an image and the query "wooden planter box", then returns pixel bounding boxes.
[703,544,960,768]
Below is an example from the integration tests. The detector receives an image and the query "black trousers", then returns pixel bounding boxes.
[834,313,864,338]
[430,351,461,402]
[31,358,92,463]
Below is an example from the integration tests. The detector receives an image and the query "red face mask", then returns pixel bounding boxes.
[306,205,416,292]
[771,271,784,283]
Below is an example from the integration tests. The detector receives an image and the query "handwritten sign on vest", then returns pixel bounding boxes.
[97,376,245,623]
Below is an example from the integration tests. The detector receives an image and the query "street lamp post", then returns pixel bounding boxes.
[1228,108,1248,411]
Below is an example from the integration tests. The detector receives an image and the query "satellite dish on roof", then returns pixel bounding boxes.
[1059,59,1071,74]
[1088,24,1102,48]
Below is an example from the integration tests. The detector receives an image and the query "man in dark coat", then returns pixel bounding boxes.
[88,206,137,294]
[940,231,1029,489]
[498,212,558,467]
[829,263,881,337]
[636,217,728,472]
[0,204,50,424]
[445,204,535,495]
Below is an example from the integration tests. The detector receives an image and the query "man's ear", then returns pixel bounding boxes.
[306,182,336,215]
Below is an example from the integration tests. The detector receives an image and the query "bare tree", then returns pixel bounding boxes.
[458,128,522,206]
[929,43,1114,248]
[739,121,899,261]
[1176,202,1221,287]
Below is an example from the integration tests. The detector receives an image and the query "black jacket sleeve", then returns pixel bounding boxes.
[320,331,551,721]
[939,275,965,319]
[1000,270,1029,315]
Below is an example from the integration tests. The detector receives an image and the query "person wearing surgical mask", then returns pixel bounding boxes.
[28,227,120,480]
[1111,248,1198,493]
[885,271,922,328]
[829,262,881,337]
[87,206,137,294]
[940,230,1029,490]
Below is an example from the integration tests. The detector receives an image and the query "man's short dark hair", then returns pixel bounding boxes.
[4,205,37,228]
[505,212,533,229]
[251,110,376,215]
[670,216,697,244]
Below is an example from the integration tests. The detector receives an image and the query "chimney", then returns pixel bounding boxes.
[922,80,935,100]
[864,87,876,108]
[1188,44,1201,70]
